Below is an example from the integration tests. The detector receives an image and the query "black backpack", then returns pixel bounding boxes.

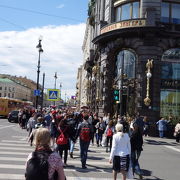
[25,150,53,180]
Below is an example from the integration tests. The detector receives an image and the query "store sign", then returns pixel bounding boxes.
[100,19,146,34]
[161,79,180,89]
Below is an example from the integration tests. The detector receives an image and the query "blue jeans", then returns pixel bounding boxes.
[131,150,142,175]
[79,140,90,167]
[70,140,75,153]
[159,130,164,138]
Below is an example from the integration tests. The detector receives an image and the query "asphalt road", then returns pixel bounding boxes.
[0,118,179,180]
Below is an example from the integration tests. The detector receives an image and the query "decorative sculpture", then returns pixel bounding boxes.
[144,59,153,106]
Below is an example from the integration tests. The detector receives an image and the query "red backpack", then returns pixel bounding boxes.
[80,124,91,141]
[56,127,68,145]
[107,128,113,137]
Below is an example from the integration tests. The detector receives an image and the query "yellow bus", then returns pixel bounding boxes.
[0,97,33,117]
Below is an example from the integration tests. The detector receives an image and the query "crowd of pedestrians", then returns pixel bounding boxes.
[14,107,178,180]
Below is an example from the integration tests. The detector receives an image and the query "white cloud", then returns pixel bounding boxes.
[0,23,86,99]
[56,4,65,9]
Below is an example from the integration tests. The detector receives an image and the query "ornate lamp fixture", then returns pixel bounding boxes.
[144,59,153,106]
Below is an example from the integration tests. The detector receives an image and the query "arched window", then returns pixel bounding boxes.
[115,50,136,80]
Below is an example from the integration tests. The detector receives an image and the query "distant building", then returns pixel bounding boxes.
[0,77,31,101]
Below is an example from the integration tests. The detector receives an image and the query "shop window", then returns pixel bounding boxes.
[115,1,140,22]
[0,93,1,97]
[160,90,180,123]
[161,2,180,24]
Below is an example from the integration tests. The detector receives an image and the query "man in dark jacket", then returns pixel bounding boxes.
[130,123,143,179]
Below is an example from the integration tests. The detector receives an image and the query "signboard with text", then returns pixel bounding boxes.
[100,19,146,34]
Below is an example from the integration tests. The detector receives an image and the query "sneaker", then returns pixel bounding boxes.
[70,152,74,159]
[82,165,87,169]
[139,174,143,179]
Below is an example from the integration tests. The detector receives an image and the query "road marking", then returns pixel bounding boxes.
[1,140,27,144]
[0,146,32,151]
[164,145,180,153]
[12,136,27,138]
[0,174,112,180]
[0,173,24,180]
[0,143,29,147]
[0,125,15,129]
[0,156,110,165]
[0,151,28,155]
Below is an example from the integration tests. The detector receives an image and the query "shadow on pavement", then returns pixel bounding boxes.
[145,139,176,146]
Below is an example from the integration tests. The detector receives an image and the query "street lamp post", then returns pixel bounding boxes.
[36,36,43,109]
[54,72,57,106]
[60,83,62,100]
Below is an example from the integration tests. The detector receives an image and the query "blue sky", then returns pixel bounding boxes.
[0,0,89,101]
[0,0,88,31]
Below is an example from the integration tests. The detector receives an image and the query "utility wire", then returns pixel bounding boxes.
[0,4,83,22]
[0,17,26,30]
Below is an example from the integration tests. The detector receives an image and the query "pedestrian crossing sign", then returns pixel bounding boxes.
[47,89,60,101]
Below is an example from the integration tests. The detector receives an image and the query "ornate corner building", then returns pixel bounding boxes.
[81,0,180,122]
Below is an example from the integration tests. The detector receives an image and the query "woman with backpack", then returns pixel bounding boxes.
[25,128,66,180]
[105,120,115,152]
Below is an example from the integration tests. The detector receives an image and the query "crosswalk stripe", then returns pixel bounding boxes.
[0,143,30,147]
[0,151,28,155]
[0,174,24,180]
[0,174,112,180]
[0,125,15,129]
[0,156,110,165]
[1,140,28,144]
[0,146,32,151]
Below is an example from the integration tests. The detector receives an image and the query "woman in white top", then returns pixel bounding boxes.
[109,124,131,180]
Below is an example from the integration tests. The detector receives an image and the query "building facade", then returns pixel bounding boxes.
[84,0,180,123]
[0,77,31,101]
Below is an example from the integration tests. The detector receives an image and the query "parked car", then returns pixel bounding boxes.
[8,110,19,123]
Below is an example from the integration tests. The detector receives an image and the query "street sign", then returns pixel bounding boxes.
[47,89,60,101]
[34,89,41,96]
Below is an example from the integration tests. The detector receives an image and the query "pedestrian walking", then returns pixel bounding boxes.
[174,120,180,143]
[143,116,150,137]
[130,123,143,179]
[156,117,170,138]
[105,120,115,152]
[25,128,66,180]
[109,124,131,180]
[75,114,93,169]
[56,119,70,167]
[95,117,106,146]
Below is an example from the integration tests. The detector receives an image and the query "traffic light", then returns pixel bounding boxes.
[114,89,119,103]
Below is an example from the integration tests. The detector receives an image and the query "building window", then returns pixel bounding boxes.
[115,1,140,22]
[0,87,2,90]
[161,48,180,124]
[161,2,180,24]
[115,50,136,80]
[0,93,1,97]
[4,93,6,97]
[12,93,14,98]
[5,87,7,91]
